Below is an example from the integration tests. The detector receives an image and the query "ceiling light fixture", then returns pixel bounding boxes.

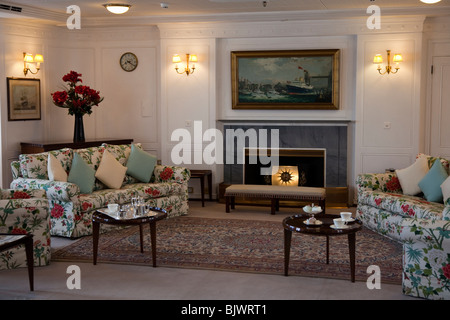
[103,3,131,14]
[420,0,441,3]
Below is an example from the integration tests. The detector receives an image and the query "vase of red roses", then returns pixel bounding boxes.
[51,71,104,143]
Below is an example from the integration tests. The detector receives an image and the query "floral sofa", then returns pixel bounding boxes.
[356,154,450,300]
[0,189,51,270]
[10,143,190,238]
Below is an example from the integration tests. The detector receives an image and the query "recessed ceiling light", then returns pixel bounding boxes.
[103,3,131,14]
[420,0,441,4]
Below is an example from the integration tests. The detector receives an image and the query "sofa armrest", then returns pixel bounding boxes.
[154,165,191,184]
[10,178,80,203]
[356,172,402,194]
[0,188,46,200]
[0,197,49,230]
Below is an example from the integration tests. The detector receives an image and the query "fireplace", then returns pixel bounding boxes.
[244,148,326,187]
[220,122,349,207]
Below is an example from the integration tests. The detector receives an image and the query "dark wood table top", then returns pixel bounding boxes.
[283,214,362,236]
[93,207,167,226]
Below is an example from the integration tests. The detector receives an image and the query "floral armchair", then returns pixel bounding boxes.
[0,189,50,270]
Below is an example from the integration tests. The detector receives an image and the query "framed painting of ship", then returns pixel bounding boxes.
[231,49,340,110]
[7,77,41,121]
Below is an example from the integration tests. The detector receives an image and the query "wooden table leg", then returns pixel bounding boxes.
[139,224,144,253]
[200,175,205,207]
[271,199,276,215]
[93,220,100,265]
[24,235,34,291]
[149,221,157,267]
[284,229,292,276]
[348,233,356,282]
[207,172,212,201]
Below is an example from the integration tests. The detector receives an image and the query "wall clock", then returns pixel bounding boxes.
[120,52,138,72]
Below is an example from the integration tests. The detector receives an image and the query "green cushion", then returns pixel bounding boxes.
[126,144,157,183]
[68,152,96,194]
[419,160,448,203]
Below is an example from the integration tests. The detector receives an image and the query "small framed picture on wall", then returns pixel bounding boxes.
[7,77,41,121]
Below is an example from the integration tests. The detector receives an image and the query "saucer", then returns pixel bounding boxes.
[303,219,323,226]
[342,218,355,223]
[330,224,349,230]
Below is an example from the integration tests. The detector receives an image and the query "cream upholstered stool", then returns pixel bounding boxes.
[224,184,326,215]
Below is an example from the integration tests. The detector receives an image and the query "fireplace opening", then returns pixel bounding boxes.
[244,148,325,187]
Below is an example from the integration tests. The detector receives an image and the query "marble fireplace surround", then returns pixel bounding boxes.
[220,121,348,189]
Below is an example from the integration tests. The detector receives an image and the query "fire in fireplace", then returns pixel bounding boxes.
[244,148,325,187]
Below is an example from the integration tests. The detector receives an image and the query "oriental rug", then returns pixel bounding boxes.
[52,216,403,284]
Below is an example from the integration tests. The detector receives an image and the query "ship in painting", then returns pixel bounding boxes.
[285,66,315,95]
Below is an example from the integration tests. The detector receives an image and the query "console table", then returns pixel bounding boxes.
[190,170,213,207]
[20,139,133,154]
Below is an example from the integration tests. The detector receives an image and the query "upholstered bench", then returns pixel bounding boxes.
[224,184,326,215]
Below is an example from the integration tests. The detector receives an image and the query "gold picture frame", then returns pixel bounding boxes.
[231,49,340,110]
[7,77,41,121]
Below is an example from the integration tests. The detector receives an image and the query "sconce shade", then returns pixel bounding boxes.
[103,3,131,14]
[172,54,181,63]
[23,53,34,63]
[373,54,383,64]
[34,54,44,63]
[393,53,403,63]
[189,55,198,62]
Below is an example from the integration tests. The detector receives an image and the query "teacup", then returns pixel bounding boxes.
[333,218,347,228]
[108,203,119,214]
[340,212,352,221]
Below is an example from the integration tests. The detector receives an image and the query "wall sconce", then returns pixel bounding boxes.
[103,3,131,14]
[23,52,44,76]
[373,50,403,75]
[172,53,197,76]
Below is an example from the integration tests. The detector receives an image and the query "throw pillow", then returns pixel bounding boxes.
[48,153,68,182]
[95,149,127,189]
[126,144,157,183]
[419,160,448,202]
[441,176,450,205]
[395,156,429,196]
[68,152,96,194]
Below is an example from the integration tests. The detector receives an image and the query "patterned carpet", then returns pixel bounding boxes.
[52,216,403,284]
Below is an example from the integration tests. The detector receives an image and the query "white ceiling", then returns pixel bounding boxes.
[1,0,450,25]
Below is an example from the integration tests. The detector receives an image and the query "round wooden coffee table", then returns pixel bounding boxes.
[283,213,363,282]
[92,207,167,267]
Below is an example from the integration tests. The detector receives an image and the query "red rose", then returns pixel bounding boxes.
[374,198,382,206]
[386,176,401,191]
[81,202,92,211]
[12,191,31,199]
[443,264,450,279]
[51,204,64,219]
[11,227,27,234]
[160,167,174,181]
[51,91,68,106]
[62,70,82,84]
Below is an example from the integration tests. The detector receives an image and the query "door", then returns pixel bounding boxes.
[430,57,450,158]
